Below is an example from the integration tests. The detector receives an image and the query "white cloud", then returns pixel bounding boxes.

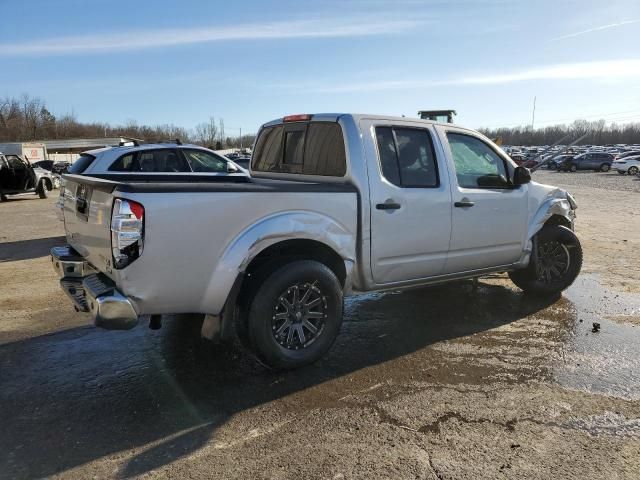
[0,18,422,56]
[296,59,640,93]
[550,19,639,41]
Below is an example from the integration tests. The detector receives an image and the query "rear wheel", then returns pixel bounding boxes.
[247,260,343,369]
[509,225,582,295]
[629,166,639,175]
[570,164,577,172]
[600,163,611,172]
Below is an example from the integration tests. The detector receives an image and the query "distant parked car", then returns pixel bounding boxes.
[612,155,640,175]
[66,143,248,177]
[559,152,614,172]
[0,153,54,201]
[615,150,640,160]
[550,154,574,170]
[233,155,251,169]
[510,153,525,165]
[33,160,69,173]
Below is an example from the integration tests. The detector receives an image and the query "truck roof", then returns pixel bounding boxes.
[261,113,454,129]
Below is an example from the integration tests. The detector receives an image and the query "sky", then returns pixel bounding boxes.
[1,0,639,134]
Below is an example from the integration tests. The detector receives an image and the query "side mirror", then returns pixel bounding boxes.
[226,162,239,173]
[513,166,531,186]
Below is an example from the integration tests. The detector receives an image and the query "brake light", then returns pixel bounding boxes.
[283,114,311,122]
[111,199,144,269]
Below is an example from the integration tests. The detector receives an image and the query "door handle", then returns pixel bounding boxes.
[376,202,401,210]
[454,200,475,208]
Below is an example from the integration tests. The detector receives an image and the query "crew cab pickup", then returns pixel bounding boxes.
[52,113,581,369]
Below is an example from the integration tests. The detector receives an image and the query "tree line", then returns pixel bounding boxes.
[479,119,640,146]
[0,94,255,149]
[3,94,639,148]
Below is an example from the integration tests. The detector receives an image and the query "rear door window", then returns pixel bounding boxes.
[182,149,228,172]
[375,127,438,187]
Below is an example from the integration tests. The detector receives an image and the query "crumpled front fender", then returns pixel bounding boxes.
[516,183,576,268]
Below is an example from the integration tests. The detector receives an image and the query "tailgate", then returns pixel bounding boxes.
[62,175,118,277]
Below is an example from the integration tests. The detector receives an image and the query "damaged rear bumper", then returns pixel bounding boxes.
[51,246,138,330]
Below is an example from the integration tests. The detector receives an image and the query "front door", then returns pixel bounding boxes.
[6,156,30,190]
[438,128,528,274]
[361,119,453,284]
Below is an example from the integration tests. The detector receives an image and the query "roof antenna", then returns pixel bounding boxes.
[175,138,182,145]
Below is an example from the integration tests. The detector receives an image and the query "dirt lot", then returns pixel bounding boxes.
[1,171,639,479]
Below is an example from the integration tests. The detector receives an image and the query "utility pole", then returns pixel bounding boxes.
[239,127,242,150]
[531,96,537,130]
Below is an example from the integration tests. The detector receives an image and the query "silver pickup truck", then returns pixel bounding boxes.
[52,113,581,369]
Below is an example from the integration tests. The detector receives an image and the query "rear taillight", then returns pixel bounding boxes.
[111,199,144,269]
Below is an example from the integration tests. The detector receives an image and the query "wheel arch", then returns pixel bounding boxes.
[201,211,356,340]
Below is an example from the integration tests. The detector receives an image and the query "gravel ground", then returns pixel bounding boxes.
[533,168,640,193]
[1,181,639,480]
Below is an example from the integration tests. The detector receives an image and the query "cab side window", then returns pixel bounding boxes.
[447,133,509,188]
[375,127,439,187]
[109,150,189,172]
[137,150,189,172]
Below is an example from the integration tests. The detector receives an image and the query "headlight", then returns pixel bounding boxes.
[566,192,578,210]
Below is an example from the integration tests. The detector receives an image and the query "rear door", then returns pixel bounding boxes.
[438,128,528,274]
[361,119,452,284]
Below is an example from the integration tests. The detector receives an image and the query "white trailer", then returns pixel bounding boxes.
[0,142,48,161]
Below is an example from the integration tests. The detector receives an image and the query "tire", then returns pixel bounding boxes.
[509,225,582,296]
[37,180,49,199]
[246,260,343,369]
[629,166,639,175]
[600,163,611,172]
[569,164,577,172]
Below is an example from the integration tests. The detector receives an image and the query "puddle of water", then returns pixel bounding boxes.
[555,274,640,401]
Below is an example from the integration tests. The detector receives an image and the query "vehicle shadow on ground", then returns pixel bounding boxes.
[0,236,67,262]
[0,281,561,479]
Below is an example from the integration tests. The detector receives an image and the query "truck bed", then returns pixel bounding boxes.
[60,173,358,316]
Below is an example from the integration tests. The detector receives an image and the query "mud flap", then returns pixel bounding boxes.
[201,314,222,342]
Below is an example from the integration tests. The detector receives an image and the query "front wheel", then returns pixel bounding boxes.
[570,164,577,172]
[509,225,582,296]
[36,180,49,199]
[600,163,611,172]
[247,260,343,369]
[629,166,639,175]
